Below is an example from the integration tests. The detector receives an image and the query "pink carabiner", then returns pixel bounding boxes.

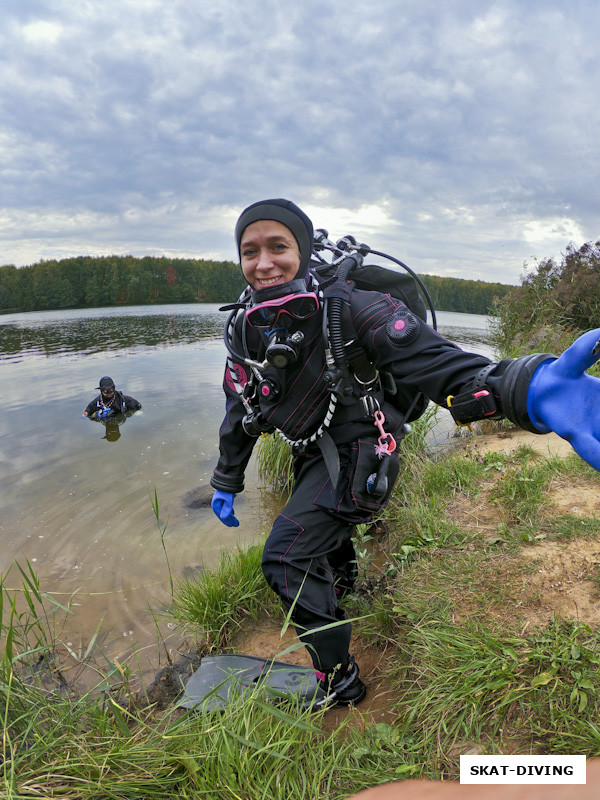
[373,409,396,453]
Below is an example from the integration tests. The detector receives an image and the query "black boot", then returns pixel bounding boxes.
[315,656,366,708]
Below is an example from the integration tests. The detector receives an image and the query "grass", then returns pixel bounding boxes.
[169,541,281,651]
[256,433,295,498]
[388,616,600,771]
[4,684,361,798]
[0,569,416,799]
[3,417,600,796]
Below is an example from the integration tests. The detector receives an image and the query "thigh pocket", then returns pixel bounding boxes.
[350,438,399,513]
[314,439,400,521]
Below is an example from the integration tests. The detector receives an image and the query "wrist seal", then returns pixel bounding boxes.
[210,473,244,494]
[499,353,556,433]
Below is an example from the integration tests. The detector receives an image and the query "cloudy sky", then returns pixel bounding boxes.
[2,1,599,284]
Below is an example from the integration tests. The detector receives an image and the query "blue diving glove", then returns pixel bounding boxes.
[526,327,600,471]
[211,490,240,527]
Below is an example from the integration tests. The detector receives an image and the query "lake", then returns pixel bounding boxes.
[0,304,495,687]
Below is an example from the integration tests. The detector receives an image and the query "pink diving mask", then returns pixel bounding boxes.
[245,292,320,328]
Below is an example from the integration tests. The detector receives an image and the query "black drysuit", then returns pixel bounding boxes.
[84,391,142,419]
[211,282,547,672]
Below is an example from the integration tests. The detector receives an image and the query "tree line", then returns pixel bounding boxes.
[0,255,246,312]
[0,254,512,314]
[418,273,510,316]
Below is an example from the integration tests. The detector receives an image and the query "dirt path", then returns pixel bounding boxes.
[232,428,600,724]
[457,428,600,628]
[474,427,573,459]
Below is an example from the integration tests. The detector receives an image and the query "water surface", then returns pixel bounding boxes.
[0,304,494,685]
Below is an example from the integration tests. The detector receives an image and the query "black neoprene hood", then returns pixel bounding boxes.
[97,376,115,390]
[234,198,314,279]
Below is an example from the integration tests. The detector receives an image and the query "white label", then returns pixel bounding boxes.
[460,755,587,784]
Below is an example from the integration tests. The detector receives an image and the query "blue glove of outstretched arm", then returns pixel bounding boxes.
[211,490,240,527]
[526,328,600,471]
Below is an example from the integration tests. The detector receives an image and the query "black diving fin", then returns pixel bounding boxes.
[180,653,327,711]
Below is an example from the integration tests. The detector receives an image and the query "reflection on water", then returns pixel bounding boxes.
[92,410,137,442]
[0,304,226,361]
[438,323,493,350]
[0,304,494,688]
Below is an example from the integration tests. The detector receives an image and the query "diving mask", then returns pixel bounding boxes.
[245,292,319,329]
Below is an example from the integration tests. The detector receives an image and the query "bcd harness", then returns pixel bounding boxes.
[221,234,558,493]
[221,233,444,490]
[311,236,506,432]
[220,232,521,490]
[91,391,128,419]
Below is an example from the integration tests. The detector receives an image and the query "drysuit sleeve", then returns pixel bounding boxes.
[210,357,259,495]
[350,291,552,431]
[83,397,100,417]
[122,395,142,411]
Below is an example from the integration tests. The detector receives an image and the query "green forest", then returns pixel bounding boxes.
[418,273,510,316]
[0,253,512,315]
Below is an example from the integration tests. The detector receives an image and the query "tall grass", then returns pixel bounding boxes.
[388,616,600,771]
[4,421,600,795]
[0,563,416,799]
[256,433,295,497]
[3,683,419,799]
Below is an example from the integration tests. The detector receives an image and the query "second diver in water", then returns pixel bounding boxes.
[82,376,142,420]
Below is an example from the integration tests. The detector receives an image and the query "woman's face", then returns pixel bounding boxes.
[240,220,300,289]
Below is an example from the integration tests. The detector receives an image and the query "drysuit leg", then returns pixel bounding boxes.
[261,452,357,673]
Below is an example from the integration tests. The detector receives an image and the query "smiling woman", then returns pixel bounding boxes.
[240,220,301,288]
[235,198,314,284]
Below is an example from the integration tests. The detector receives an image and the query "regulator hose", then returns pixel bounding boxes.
[326,252,364,392]
[367,247,437,330]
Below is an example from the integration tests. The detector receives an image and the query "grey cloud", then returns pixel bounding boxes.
[1,0,599,283]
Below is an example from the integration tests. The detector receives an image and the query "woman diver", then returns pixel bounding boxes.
[210,198,600,707]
